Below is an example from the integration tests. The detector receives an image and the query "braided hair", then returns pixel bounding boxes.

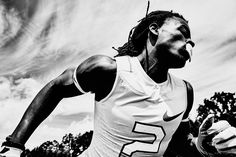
[115,10,188,57]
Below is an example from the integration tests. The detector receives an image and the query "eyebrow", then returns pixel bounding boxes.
[178,24,195,47]
[178,24,191,38]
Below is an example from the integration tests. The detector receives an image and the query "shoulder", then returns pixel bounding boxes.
[168,74,194,119]
[75,55,117,94]
[169,74,193,90]
[77,55,116,73]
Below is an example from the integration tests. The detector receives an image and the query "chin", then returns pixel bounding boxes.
[166,51,188,68]
[170,60,187,69]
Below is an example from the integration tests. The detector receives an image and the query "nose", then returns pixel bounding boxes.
[185,39,194,62]
[186,39,195,47]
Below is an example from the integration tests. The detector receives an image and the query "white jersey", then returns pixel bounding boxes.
[75,56,188,157]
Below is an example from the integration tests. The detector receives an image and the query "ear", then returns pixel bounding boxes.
[149,23,159,36]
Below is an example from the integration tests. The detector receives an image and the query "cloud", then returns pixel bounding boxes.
[50,93,94,116]
[0,77,42,143]
[1,0,236,149]
[26,115,93,149]
[0,76,94,149]
[0,76,93,144]
[0,1,23,47]
[0,77,11,100]
[0,0,149,77]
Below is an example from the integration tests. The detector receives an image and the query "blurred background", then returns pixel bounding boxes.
[0,0,236,149]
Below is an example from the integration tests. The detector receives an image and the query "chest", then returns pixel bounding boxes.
[98,75,187,135]
[95,78,187,156]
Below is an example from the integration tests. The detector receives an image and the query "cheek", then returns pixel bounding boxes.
[155,30,175,46]
[164,42,183,55]
[171,40,185,48]
[156,36,184,51]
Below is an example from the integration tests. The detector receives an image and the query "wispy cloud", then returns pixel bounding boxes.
[0,76,94,147]
[0,0,236,148]
[0,76,41,145]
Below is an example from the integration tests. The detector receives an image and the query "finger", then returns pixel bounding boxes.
[213,127,236,144]
[207,120,231,135]
[215,136,236,150]
[217,145,236,155]
[200,114,215,132]
[212,127,236,154]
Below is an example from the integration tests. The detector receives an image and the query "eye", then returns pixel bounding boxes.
[178,25,190,39]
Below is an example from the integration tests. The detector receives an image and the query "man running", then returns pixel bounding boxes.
[1,10,236,157]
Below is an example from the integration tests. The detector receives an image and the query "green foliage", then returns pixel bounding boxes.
[21,131,93,157]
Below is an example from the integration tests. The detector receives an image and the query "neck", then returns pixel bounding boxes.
[137,47,169,84]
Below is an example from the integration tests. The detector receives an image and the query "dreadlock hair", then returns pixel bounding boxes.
[115,10,188,57]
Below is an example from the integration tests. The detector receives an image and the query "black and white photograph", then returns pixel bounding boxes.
[0,0,236,156]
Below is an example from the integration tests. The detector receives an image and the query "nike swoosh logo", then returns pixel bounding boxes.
[163,111,184,122]
[0,147,10,154]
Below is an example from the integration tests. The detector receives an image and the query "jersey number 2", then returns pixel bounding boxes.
[119,122,166,157]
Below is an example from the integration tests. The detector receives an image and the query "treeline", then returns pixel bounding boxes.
[21,92,236,157]
[21,131,93,157]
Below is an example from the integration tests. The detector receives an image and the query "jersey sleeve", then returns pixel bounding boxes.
[72,66,87,94]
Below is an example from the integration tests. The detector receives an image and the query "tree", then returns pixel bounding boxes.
[195,92,236,128]
[21,131,93,157]
[193,92,236,157]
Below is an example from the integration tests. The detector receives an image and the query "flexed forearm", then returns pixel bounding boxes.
[4,67,83,146]
[9,79,63,145]
[7,68,82,146]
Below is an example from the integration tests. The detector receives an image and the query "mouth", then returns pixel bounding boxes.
[179,48,190,61]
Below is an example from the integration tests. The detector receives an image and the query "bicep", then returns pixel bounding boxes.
[164,121,193,156]
[74,55,117,100]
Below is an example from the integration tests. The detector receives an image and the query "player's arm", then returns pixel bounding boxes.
[73,55,116,101]
[177,108,236,155]
[164,80,202,156]
[1,67,81,156]
[191,116,236,156]
[0,55,116,156]
[168,81,213,157]
[181,80,236,156]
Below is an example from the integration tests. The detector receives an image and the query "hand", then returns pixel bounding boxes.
[195,115,231,156]
[0,146,22,157]
[211,123,236,155]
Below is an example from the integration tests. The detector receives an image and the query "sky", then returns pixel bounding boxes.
[0,0,236,149]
